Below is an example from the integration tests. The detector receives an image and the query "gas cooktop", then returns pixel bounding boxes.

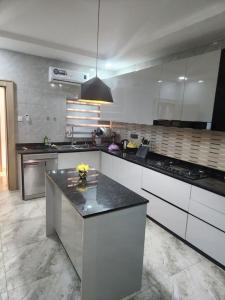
[146,157,208,180]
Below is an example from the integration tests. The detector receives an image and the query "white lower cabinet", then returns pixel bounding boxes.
[100,152,143,195]
[58,151,100,170]
[190,186,225,215]
[142,168,191,210]
[189,200,225,232]
[186,215,225,265]
[145,192,188,238]
[100,152,115,179]
[110,156,143,194]
[189,186,225,232]
[100,151,225,265]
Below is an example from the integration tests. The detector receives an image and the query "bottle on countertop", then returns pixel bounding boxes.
[121,139,129,150]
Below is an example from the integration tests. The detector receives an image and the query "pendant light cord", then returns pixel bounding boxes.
[96,0,100,77]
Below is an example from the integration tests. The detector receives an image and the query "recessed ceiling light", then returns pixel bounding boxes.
[198,80,204,83]
[178,76,188,81]
[50,83,55,87]
[59,83,62,88]
[157,80,163,83]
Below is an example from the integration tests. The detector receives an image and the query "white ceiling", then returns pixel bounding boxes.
[1,0,225,73]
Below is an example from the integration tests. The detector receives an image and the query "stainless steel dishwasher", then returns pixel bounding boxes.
[22,153,58,200]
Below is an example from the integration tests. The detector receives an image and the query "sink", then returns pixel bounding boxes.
[73,144,90,149]
[57,145,78,150]
[57,144,92,150]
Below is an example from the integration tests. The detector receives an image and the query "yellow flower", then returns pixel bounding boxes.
[76,163,90,172]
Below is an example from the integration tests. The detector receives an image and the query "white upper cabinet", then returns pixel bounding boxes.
[181,50,220,122]
[101,76,126,122]
[101,65,161,124]
[157,58,187,120]
[122,65,161,125]
[102,50,220,124]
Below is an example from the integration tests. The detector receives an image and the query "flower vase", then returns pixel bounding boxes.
[79,171,87,182]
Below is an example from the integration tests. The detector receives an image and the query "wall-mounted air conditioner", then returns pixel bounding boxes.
[48,66,89,85]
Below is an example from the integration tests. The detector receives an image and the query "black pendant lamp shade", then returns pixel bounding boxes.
[80,77,113,104]
[79,0,113,105]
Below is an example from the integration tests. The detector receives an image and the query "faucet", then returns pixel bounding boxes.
[71,126,75,146]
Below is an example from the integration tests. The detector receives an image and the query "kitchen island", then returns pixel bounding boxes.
[46,168,148,300]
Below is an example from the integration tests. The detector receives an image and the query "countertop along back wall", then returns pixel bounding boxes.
[0,49,82,143]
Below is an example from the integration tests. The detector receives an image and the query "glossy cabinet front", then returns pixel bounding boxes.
[58,151,100,170]
[157,58,186,120]
[101,76,126,122]
[102,50,220,124]
[142,167,191,211]
[186,215,225,265]
[181,50,220,122]
[59,194,83,278]
[102,65,161,125]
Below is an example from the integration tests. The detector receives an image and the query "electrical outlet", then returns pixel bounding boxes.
[130,133,138,139]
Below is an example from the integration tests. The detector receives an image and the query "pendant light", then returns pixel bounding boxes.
[79,0,113,104]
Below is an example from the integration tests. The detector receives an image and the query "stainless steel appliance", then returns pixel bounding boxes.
[22,153,58,200]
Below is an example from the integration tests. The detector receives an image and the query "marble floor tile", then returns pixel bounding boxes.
[0,191,42,212]
[144,220,204,277]
[7,268,81,300]
[4,237,73,291]
[0,292,8,300]
[1,217,46,251]
[171,260,225,300]
[0,252,7,293]
[0,202,43,225]
[0,191,19,202]
[0,232,2,252]
[123,267,172,300]
[0,197,23,210]
[1,188,225,300]
[35,198,46,215]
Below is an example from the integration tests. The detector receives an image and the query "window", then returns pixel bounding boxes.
[66,99,110,139]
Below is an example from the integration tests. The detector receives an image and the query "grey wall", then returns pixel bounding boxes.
[0,49,87,143]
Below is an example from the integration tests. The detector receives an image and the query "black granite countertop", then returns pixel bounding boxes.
[47,169,148,218]
[101,149,225,198]
[17,143,225,198]
[17,144,101,155]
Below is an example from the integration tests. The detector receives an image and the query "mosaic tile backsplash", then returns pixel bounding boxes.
[111,121,225,172]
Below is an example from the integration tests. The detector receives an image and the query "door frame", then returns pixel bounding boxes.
[0,80,17,190]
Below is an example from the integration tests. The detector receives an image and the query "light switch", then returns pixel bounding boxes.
[18,116,23,122]
[24,114,30,122]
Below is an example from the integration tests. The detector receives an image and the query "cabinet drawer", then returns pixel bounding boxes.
[147,193,188,238]
[186,215,225,265]
[191,186,225,215]
[142,168,191,210]
[189,200,225,232]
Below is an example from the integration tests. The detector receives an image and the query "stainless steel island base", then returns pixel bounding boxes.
[46,175,147,300]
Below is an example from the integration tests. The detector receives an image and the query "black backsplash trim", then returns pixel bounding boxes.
[212,49,225,131]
